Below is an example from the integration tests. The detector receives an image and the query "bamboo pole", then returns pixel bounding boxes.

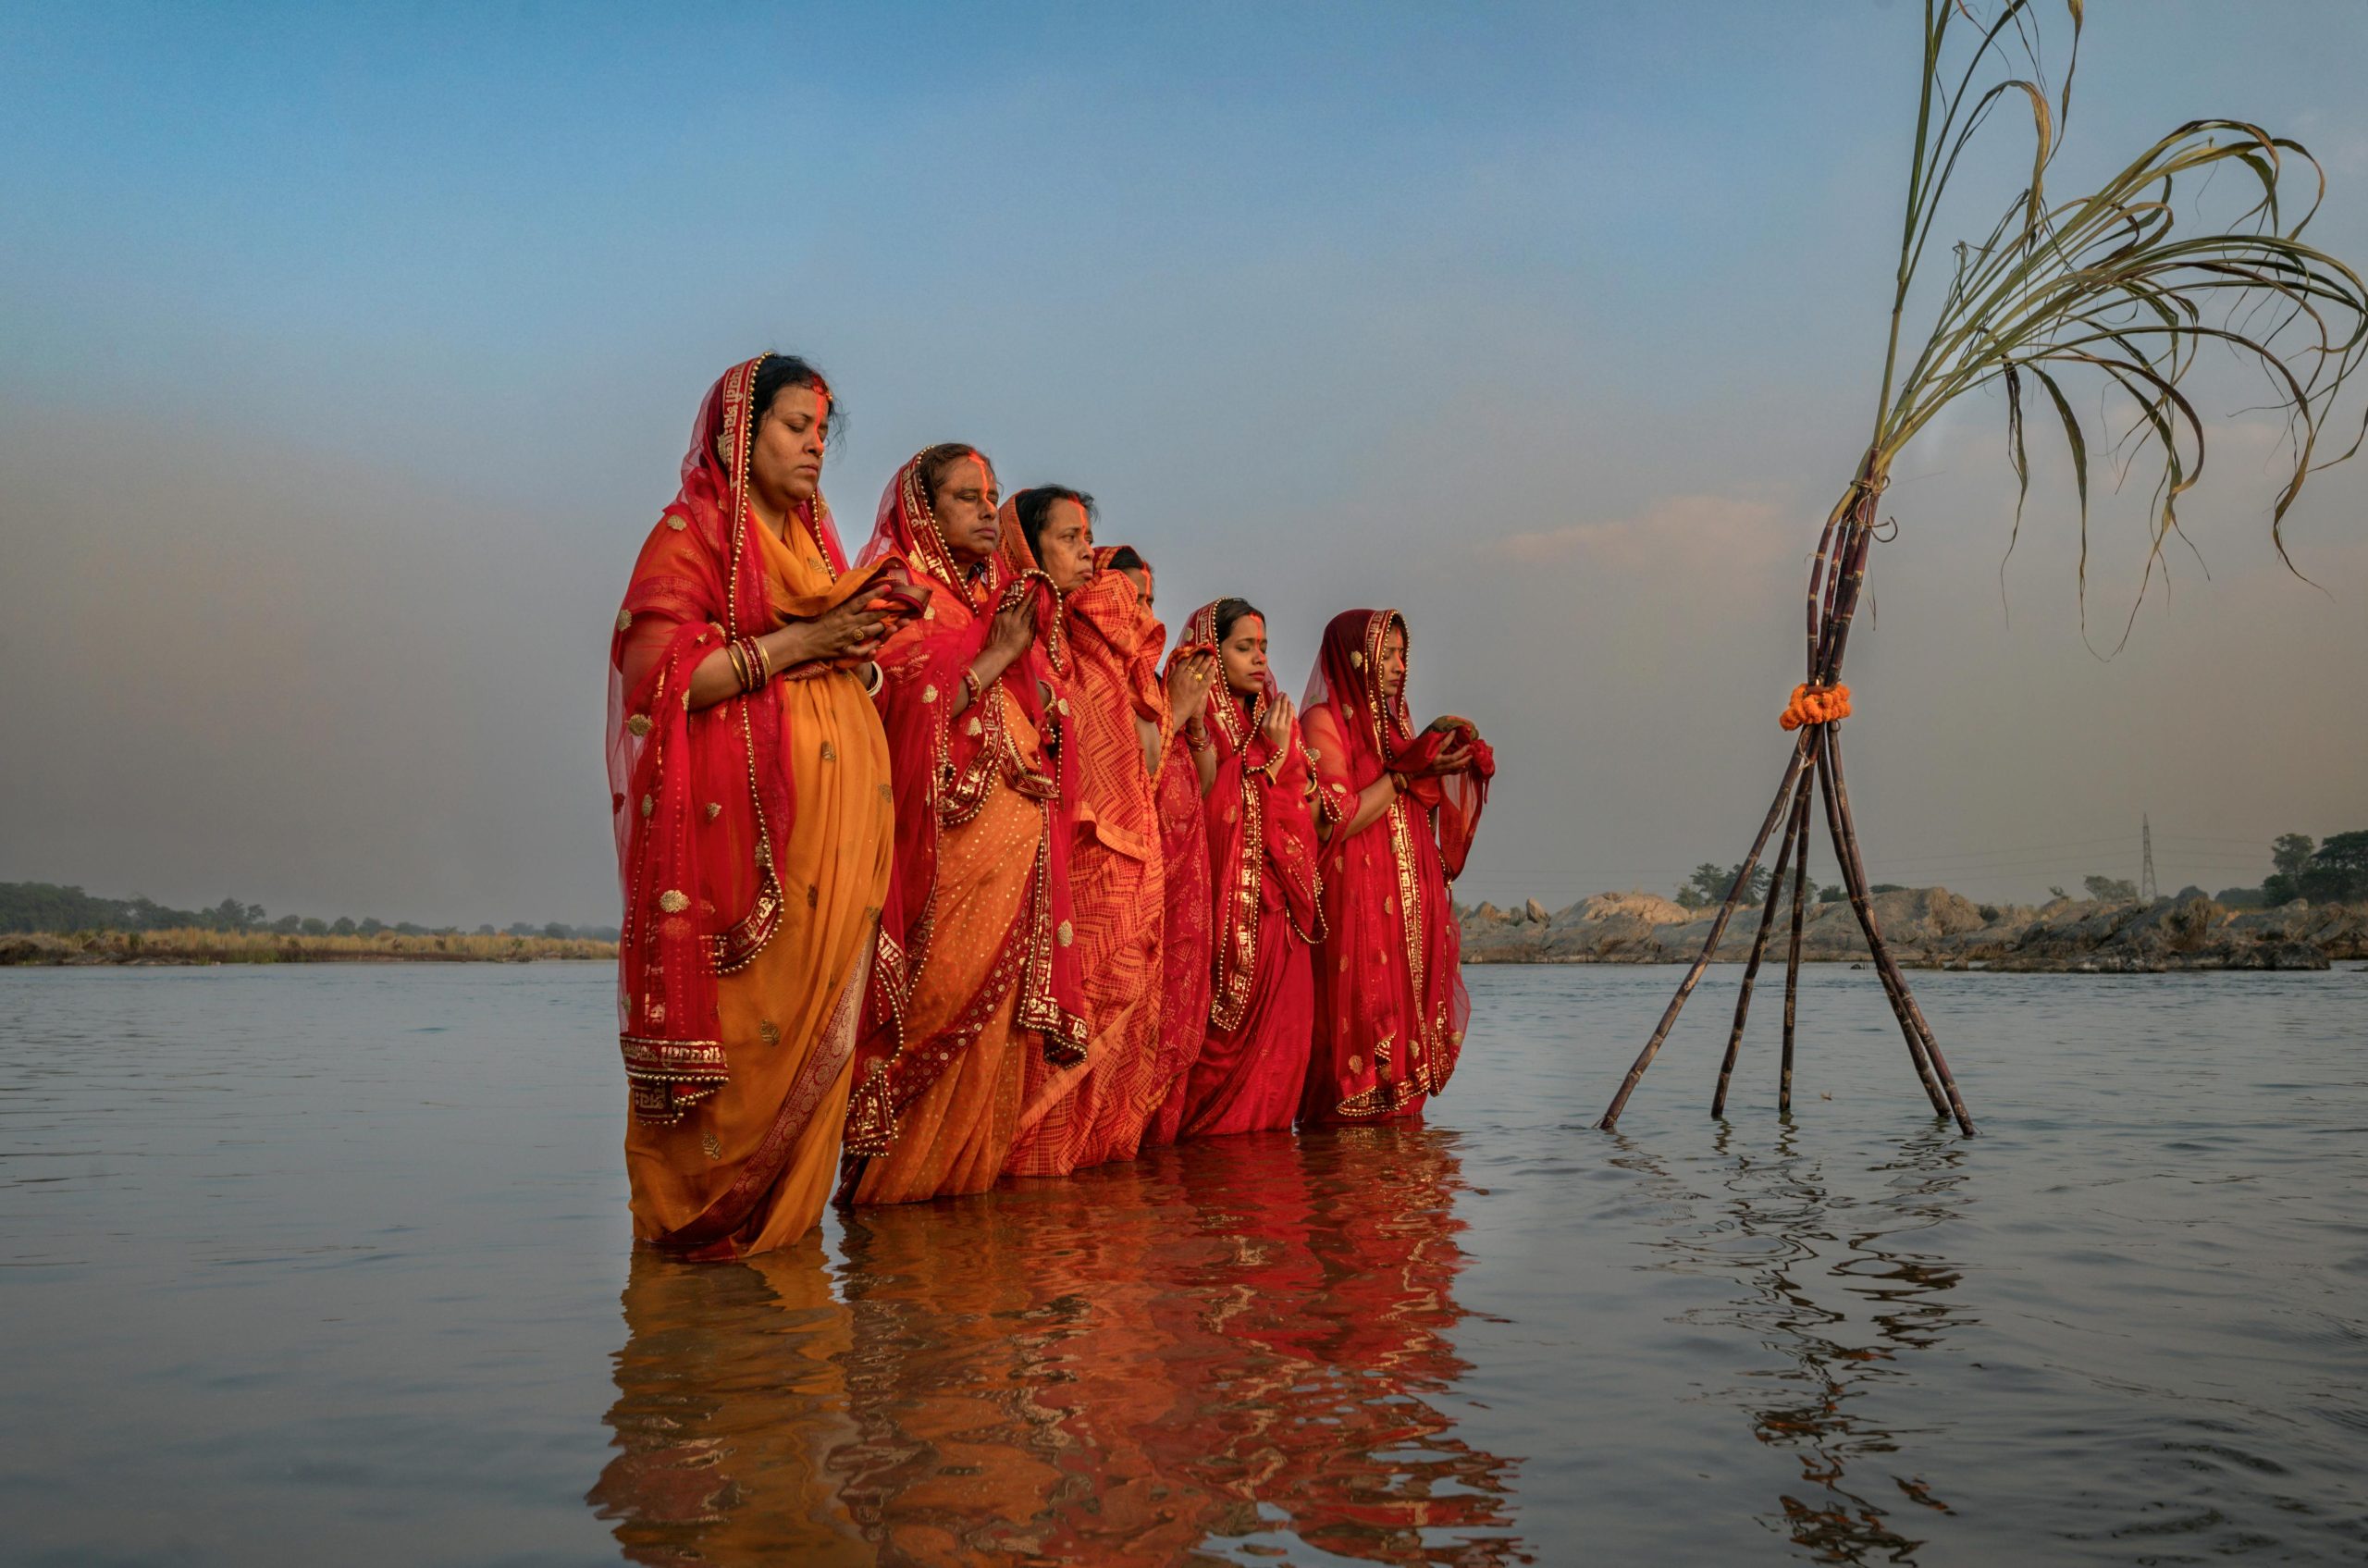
[1596,734,1813,1132]
[1813,723,1954,1119]
[1711,767,1815,1117]
[1819,725,1977,1133]
[1780,768,1814,1115]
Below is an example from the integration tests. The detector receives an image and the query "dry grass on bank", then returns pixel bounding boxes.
[0,927,617,966]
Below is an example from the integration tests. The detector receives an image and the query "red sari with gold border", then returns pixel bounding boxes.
[1299,608,1492,1126]
[606,356,894,1257]
[1006,537,1173,1176]
[1172,600,1323,1139]
[839,454,1088,1205]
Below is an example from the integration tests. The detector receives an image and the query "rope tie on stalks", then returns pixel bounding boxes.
[1779,683,1853,730]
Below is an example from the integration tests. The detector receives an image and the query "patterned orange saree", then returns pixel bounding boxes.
[607,356,893,1258]
[1173,600,1324,1139]
[840,454,1088,1205]
[1006,540,1172,1177]
[1299,609,1494,1126]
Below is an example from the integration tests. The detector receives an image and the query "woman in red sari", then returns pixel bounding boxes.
[1003,496,1176,1177]
[608,353,899,1257]
[1136,562,1220,1149]
[840,445,1089,1205]
[1299,609,1494,1126]
[1172,599,1323,1138]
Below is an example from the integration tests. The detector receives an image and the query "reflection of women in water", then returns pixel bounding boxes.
[606,354,894,1257]
[833,1167,1231,1563]
[1300,609,1493,1128]
[1172,599,1324,1138]
[841,447,1088,1205]
[587,1249,869,1564]
[1153,1128,1526,1563]
[1004,499,1175,1178]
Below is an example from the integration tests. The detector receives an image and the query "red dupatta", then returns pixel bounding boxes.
[1177,599,1323,1034]
[607,356,862,1124]
[1051,540,1166,863]
[1301,608,1494,1107]
[842,454,1087,1155]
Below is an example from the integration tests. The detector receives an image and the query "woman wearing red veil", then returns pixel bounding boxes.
[1170,599,1323,1138]
[1139,567,1219,1148]
[607,354,899,1257]
[1299,609,1494,1126]
[1001,495,1177,1177]
[839,445,1090,1205]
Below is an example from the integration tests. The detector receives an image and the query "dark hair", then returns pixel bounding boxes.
[1011,486,1097,563]
[747,353,845,451]
[914,442,992,509]
[1214,597,1264,643]
[1105,545,1147,573]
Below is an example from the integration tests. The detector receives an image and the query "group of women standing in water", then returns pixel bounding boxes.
[607,354,1494,1257]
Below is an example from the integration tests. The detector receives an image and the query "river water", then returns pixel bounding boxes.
[2,962,2362,1565]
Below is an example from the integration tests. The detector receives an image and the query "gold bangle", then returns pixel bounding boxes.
[750,636,774,685]
[725,641,750,693]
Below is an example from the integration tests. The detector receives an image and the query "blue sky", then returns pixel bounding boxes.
[5,2,2365,923]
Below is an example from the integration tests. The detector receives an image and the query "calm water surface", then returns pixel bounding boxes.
[2,962,2363,1565]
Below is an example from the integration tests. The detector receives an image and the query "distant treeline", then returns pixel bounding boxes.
[1669,829,2366,911]
[0,882,618,944]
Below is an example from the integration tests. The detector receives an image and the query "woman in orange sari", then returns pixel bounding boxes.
[1299,609,1494,1126]
[1002,496,1178,1176]
[607,353,898,1258]
[840,446,1089,1204]
[1172,599,1323,1138]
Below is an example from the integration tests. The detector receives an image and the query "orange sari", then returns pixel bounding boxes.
[1008,543,1171,1177]
[842,454,1087,1206]
[609,357,893,1259]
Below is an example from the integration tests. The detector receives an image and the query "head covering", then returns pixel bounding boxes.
[606,355,852,1123]
[842,450,1088,1154]
[1085,544,1166,726]
[1299,610,1495,1114]
[1302,608,1494,879]
[1177,599,1322,1032]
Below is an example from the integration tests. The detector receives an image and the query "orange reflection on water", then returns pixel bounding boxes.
[591,1125,1525,1565]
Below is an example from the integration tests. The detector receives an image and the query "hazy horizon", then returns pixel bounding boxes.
[5,2,2365,929]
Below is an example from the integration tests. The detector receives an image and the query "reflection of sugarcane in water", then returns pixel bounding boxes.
[1600,0,2368,1135]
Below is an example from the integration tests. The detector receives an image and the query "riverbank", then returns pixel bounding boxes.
[0,928,617,966]
[1460,888,2368,971]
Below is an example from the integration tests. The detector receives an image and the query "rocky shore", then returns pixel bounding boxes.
[1459,889,2366,972]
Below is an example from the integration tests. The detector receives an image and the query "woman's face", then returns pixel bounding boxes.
[745,384,828,503]
[1221,613,1268,696]
[1378,623,1407,703]
[1036,498,1095,592]
[931,454,1001,564]
[1119,565,1152,611]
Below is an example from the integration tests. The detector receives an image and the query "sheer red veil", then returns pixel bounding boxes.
[1178,599,1322,1034]
[606,356,854,1123]
[1301,608,1494,1109]
[841,452,1087,1155]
